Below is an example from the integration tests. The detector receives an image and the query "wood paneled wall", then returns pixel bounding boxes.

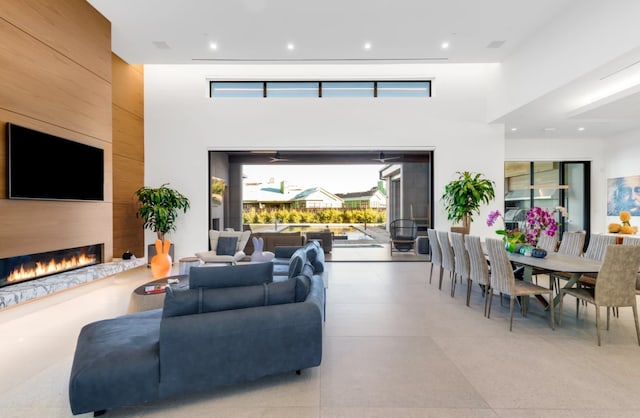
[112,54,145,259]
[0,0,114,260]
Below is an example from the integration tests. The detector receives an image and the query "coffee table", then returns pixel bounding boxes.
[127,274,188,313]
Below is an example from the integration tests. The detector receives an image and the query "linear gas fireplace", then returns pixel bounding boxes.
[0,244,103,288]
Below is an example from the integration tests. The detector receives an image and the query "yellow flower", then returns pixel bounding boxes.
[621,224,635,234]
[608,223,621,233]
[620,211,631,222]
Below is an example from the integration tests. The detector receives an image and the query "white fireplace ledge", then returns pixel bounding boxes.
[0,259,146,309]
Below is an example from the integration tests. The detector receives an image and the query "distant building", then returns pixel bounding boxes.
[336,182,387,209]
[243,180,343,210]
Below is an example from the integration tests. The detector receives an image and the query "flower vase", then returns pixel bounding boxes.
[505,241,516,253]
[150,239,173,278]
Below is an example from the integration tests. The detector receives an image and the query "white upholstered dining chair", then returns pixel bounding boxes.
[450,232,469,299]
[437,230,456,296]
[465,235,491,315]
[427,229,442,286]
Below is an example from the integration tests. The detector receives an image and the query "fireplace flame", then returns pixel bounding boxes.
[8,254,96,282]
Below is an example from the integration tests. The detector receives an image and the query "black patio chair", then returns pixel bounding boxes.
[389,219,418,255]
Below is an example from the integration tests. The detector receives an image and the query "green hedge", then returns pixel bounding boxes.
[242,208,386,224]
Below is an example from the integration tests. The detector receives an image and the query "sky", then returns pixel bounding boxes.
[242,164,387,194]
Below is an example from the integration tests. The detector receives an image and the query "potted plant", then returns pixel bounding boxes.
[441,171,495,233]
[135,183,190,268]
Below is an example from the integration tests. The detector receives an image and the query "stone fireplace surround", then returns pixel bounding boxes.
[0,259,144,308]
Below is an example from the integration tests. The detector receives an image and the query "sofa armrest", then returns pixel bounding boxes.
[274,246,302,259]
[158,301,322,398]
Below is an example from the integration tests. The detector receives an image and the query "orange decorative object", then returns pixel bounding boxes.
[150,239,172,278]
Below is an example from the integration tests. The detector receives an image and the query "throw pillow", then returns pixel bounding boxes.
[216,236,238,256]
[189,261,274,289]
[163,278,296,318]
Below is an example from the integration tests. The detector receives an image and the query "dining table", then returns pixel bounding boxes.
[507,251,602,308]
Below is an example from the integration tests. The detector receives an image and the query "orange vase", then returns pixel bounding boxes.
[150,239,172,278]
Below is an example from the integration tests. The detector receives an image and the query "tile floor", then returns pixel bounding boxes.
[1,260,640,417]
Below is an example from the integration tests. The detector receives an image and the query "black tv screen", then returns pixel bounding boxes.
[7,123,104,201]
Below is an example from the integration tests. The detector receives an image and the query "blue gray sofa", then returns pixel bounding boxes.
[68,261,323,416]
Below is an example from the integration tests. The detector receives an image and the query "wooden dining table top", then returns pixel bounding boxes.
[507,251,602,274]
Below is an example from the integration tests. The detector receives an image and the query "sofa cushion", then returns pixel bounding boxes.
[216,236,238,256]
[164,279,297,317]
[288,250,306,278]
[69,309,162,414]
[189,262,273,289]
[294,275,312,302]
[305,242,325,272]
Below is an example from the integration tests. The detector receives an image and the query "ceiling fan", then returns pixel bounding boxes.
[269,152,290,163]
[372,152,400,163]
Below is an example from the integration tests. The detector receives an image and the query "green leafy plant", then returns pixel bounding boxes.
[441,171,496,231]
[135,183,190,242]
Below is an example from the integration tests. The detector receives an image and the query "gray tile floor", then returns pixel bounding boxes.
[1,260,640,417]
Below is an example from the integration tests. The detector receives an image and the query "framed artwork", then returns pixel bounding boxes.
[607,175,640,216]
[211,177,225,207]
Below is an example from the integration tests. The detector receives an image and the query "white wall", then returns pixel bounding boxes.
[144,63,506,259]
[603,128,640,227]
[488,0,640,121]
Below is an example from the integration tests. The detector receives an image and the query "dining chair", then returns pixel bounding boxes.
[427,229,442,286]
[575,234,619,315]
[529,230,558,285]
[485,238,555,331]
[450,232,470,299]
[559,244,640,346]
[622,235,640,245]
[465,235,491,315]
[549,231,586,291]
[557,230,586,256]
[577,234,618,287]
[537,232,558,252]
[437,230,456,295]
[620,236,640,300]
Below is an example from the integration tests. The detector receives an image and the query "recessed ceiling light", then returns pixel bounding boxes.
[510,127,518,132]
[209,42,218,50]
[364,42,372,50]
[287,43,295,51]
[441,41,450,49]
[543,127,556,132]
[577,127,585,131]
[152,40,170,50]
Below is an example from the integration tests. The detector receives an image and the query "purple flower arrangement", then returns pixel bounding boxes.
[524,206,558,245]
[487,206,558,247]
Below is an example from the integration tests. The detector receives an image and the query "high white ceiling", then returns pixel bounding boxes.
[88,0,640,140]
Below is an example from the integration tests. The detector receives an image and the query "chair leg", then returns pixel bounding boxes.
[509,296,516,331]
[606,307,611,331]
[558,290,564,326]
[487,292,494,318]
[548,291,555,330]
[482,285,489,316]
[595,305,602,346]
[466,278,472,306]
[450,273,456,298]
[438,268,444,290]
[632,303,640,346]
[429,264,435,284]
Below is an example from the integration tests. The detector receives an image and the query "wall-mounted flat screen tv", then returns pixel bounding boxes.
[6,123,104,201]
